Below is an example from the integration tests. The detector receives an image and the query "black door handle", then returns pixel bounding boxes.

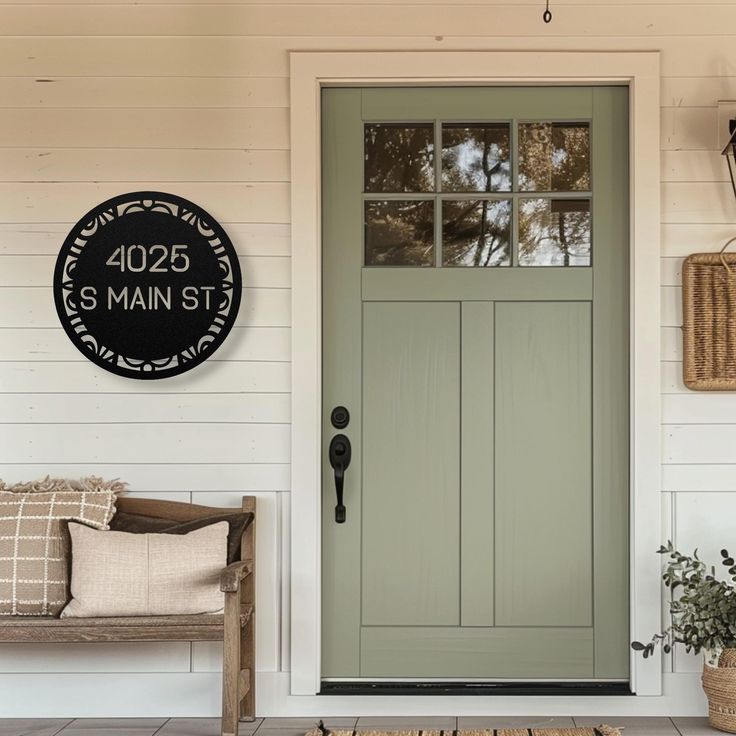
[328,433,351,523]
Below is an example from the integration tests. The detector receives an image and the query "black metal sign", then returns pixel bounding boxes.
[54,192,242,379]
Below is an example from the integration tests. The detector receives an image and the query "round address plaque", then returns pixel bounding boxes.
[54,192,242,379]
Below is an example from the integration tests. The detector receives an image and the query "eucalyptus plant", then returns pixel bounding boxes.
[631,541,736,660]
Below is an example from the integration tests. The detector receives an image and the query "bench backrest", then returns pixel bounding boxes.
[116,496,256,564]
[117,495,254,521]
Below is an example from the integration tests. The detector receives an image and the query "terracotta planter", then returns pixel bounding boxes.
[703,650,736,733]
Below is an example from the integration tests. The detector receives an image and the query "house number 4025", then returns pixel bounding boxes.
[105,244,191,273]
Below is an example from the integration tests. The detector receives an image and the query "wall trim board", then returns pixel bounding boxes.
[270,674,708,718]
[0,672,708,719]
[289,50,662,698]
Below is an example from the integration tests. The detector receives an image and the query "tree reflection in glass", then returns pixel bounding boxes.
[518,123,590,192]
[364,200,434,266]
[519,198,591,266]
[364,124,434,193]
[442,199,511,267]
[442,124,511,193]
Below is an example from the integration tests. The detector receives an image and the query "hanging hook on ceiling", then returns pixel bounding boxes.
[543,0,552,23]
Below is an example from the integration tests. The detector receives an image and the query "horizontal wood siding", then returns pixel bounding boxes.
[0,0,732,713]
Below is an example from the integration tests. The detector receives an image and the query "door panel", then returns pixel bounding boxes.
[494,301,592,627]
[322,86,629,682]
[321,88,363,678]
[362,268,592,301]
[362,302,460,626]
[591,86,630,678]
[460,301,494,627]
[361,86,594,122]
[360,627,594,679]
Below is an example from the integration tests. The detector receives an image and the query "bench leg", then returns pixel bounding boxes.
[240,605,255,721]
[222,591,241,736]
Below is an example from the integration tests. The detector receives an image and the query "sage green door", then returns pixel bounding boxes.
[321,87,629,681]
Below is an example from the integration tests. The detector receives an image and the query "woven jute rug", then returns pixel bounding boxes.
[306,726,622,736]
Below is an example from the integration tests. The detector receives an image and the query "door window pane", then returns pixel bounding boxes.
[364,124,434,193]
[441,124,511,193]
[518,122,590,192]
[519,198,591,266]
[442,199,511,267]
[365,200,434,266]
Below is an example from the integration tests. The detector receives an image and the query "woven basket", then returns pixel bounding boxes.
[703,650,736,732]
[682,238,736,390]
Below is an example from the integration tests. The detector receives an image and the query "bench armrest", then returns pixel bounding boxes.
[220,560,253,593]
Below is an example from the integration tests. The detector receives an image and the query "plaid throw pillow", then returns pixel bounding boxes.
[0,477,122,616]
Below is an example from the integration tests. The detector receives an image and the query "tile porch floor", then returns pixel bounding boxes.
[0,716,719,736]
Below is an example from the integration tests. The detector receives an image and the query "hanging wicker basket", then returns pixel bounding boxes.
[703,650,736,733]
[682,237,736,390]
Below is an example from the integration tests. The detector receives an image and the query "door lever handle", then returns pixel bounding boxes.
[328,434,351,523]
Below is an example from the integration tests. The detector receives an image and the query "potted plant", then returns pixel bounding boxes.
[633,541,736,732]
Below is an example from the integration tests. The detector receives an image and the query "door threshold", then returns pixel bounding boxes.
[319,681,632,696]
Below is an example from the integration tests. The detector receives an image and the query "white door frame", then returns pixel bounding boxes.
[290,50,662,700]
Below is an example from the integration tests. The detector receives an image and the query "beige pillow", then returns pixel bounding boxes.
[62,521,228,618]
[0,484,118,616]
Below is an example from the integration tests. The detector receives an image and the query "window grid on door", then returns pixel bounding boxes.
[362,118,593,268]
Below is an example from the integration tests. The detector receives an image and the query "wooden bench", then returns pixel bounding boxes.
[0,495,256,736]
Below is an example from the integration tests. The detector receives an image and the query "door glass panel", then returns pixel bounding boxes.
[441,124,511,193]
[518,198,591,266]
[362,119,593,268]
[442,199,511,267]
[364,124,434,193]
[365,200,434,266]
[518,122,590,192]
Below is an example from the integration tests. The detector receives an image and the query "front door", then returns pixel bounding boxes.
[321,86,629,682]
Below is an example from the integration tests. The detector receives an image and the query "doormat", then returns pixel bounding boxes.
[307,726,621,736]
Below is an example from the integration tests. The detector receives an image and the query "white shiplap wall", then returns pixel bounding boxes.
[0,0,735,715]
